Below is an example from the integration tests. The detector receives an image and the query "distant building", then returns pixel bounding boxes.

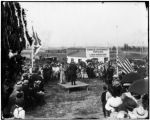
[67,47,110,63]
[86,47,110,62]
[38,49,67,62]
[67,48,86,63]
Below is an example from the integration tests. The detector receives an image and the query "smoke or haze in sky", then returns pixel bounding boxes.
[21,2,148,48]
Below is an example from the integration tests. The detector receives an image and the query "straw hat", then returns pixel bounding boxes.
[117,111,127,118]
[122,96,138,112]
[122,92,137,103]
[113,74,118,78]
[16,81,22,85]
[112,80,120,87]
[14,81,23,91]
[13,107,25,119]
[22,80,29,85]
[110,112,118,118]
[34,80,41,87]
[123,83,131,87]
[144,76,148,80]
[133,106,148,118]
[15,92,24,107]
[37,91,45,96]
[36,80,41,84]
[105,97,122,112]
[128,111,137,119]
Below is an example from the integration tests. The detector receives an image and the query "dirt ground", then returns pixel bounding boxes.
[26,78,107,119]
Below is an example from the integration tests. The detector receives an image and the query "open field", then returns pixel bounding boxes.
[26,78,106,119]
[120,51,148,59]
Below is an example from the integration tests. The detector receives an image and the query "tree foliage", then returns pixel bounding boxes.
[1,1,33,86]
[2,2,32,62]
[2,2,33,112]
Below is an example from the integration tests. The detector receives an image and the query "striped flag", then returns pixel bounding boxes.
[117,56,134,74]
[32,27,42,55]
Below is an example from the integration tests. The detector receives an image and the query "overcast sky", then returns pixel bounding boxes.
[20,2,148,48]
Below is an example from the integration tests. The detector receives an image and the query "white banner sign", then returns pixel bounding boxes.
[86,48,109,58]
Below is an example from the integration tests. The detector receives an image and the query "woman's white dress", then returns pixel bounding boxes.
[60,66,66,84]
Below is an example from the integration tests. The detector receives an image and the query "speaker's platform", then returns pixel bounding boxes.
[58,81,89,93]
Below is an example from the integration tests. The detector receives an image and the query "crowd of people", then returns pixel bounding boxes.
[2,65,45,119]
[1,58,78,118]
[2,54,148,119]
[101,73,149,119]
[2,56,115,116]
[38,58,115,86]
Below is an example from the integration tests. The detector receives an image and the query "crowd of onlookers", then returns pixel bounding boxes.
[2,64,45,119]
[2,58,115,118]
[101,73,149,119]
[2,55,148,119]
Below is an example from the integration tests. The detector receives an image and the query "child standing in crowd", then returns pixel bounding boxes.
[101,85,109,118]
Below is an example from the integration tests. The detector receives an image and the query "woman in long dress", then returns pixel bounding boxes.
[60,63,66,84]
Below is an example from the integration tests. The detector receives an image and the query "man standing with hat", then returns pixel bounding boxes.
[106,62,114,85]
[68,58,77,85]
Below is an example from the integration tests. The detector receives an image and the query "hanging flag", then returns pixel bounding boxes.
[32,27,42,55]
[34,32,42,55]
[117,56,134,74]
[36,33,42,46]
[20,7,30,48]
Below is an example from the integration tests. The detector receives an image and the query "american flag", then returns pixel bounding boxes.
[32,27,42,55]
[117,56,134,74]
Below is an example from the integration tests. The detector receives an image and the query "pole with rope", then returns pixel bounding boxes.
[116,25,119,77]
[116,44,119,77]
[31,26,35,73]
[31,42,34,72]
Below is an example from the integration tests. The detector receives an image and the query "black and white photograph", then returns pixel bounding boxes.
[1,1,149,119]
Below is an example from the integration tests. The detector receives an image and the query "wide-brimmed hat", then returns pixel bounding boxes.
[35,80,41,84]
[123,83,131,87]
[16,92,24,98]
[122,92,137,103]
[105,97,122,112]
[34,80,41,87]
[128,111,137,119]
[13,107,25,119]
[117,111,128,118]
[16,81,22,85]
[15,92,24,106]
[37,91,45,96]
[144,76,148,80]
[14,81,23,91]
[22,80,29,85]
[122,96,137,112]
[22,73,28,77]
[112,80,120,87]
[110,112,118,118]
[133,106,148,118]
[113,74,118,78]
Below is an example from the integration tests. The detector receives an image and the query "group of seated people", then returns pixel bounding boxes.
[2,68,45,119]
[101,78,149,119]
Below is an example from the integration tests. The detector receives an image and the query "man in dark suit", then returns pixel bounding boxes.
[106,62,114,85]
[101,85,108,118]
[68,59,77,85]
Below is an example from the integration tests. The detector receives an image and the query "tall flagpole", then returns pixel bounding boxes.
[116,44,119,77]
[31,43,34,69]
[31,26,34,72]
[116,25,119,77]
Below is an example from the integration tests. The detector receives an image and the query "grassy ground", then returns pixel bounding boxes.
[26,78,106,119]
